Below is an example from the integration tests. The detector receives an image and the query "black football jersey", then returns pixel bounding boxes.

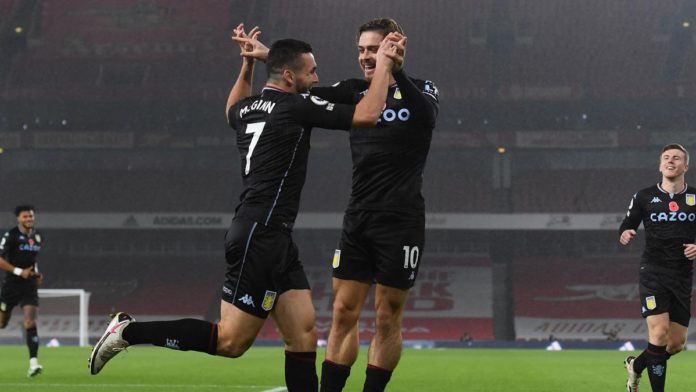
[619,183,696,271]
[0,227,42,281]
[228,86,355,229]
[312,72,439,213]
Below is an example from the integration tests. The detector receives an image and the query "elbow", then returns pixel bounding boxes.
[225,106,234,124]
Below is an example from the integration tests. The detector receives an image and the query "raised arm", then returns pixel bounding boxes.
[225,23,261,123]
[232,26,270,62]
[351,33,405,127]
[377,32,438,127]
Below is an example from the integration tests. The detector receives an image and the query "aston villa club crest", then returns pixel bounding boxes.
[261,290,277,311]
[686,194,696,206]
[34,234,41,243]
[393,88,402,100]
[646,296,657,310]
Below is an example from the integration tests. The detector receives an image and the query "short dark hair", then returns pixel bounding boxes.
[266,39,313,79]
[14,205,34,216]
[662,143,690,165]
[357,18,404,42]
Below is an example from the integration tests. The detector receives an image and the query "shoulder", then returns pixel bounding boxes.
[1,228,16,244]
[232,93,266,111]
[636,185,659,196]
[413,78,439,102]
[629,186,660,205]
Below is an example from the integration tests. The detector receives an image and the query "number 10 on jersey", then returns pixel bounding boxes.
[402,245,420,269]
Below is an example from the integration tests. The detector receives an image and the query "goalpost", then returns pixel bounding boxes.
[38,289,91,347]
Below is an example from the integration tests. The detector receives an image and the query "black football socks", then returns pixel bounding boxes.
[363,364,393,392]
[25,326,39,358]
[633,343,667,392]
[285,351,318,392]
[122,319,218,355]
[320,360,351,392]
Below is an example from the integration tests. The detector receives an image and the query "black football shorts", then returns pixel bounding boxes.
[0,278,39,314]
[221,218,310,318]
[638,264,692,327]
[332,209,425,289]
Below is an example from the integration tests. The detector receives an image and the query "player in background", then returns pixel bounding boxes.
[0,205,45,377]
[233,17,438,391]
[89,25,403,392]
[619,143,696,392]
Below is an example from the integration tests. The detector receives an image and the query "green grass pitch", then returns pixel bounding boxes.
[0,346,694,391]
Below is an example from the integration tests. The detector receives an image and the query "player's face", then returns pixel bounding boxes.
[291,53,319,94]
[660,149,688,179]
[357,31,384,82]
[17,210,35,231]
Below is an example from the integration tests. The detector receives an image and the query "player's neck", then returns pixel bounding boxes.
[661,177,686,194]
[263,82,293,94]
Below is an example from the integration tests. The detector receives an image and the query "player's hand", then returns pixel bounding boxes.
[619,229,636,245]
[18,267,33,279]
[683,243,696,260]
[377,33,405,71]
[29,267,44,284]
[383,32,407,72]
[232,23,267,62]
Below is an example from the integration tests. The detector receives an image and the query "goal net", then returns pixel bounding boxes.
[0,289,91,346]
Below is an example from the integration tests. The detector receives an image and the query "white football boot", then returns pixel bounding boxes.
[27,357,42,377]
[89,312,135,375]
[624,355,641,392]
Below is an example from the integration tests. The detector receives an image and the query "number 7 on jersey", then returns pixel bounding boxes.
[244,122,266,175]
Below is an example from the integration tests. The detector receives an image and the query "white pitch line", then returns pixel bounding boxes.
[0,384,284,390]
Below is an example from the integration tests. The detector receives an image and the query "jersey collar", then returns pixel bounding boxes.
[657,182,687,195]
[261,85,287,93]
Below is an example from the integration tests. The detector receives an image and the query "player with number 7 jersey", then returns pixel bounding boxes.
[228,89,353,230]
